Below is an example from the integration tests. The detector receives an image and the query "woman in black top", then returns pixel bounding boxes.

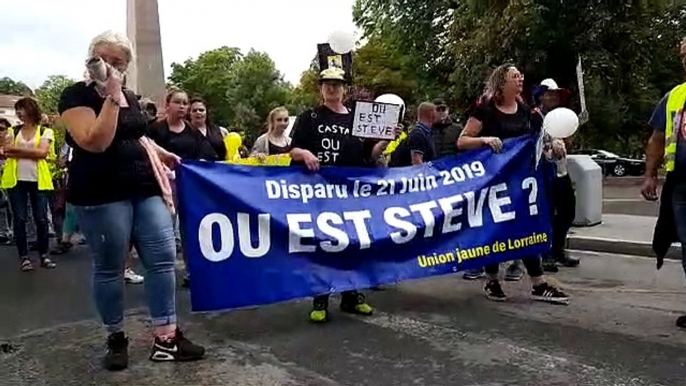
[290,67,394,323]
[458,64,568,304]
[58,30,204,371]
[147,90,198,160]
[188,97,226,160]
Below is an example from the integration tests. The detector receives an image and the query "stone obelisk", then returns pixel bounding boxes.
[126,0,166,107]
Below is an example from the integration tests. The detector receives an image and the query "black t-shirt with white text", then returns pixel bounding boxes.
[290,105,376,168]
[471,100,532,139]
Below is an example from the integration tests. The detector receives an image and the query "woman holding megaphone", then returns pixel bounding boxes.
[58,30,205,371]
[458,64,569,305]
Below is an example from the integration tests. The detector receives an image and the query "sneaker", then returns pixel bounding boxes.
[124,268,144,284]
[542,260,559,273]
[150,329,205,362]
[310,297,329,323]
[557,254,580,268]
[340,292,373,316]
[104,332,129,371]
[676,315,686,329]
[40,256,56,269]
[504,262,524,281]
[51,242,73,255]
[20,258,33,272]
[485,280,507,301]
[462,268,486,280]
[531,282,569,305]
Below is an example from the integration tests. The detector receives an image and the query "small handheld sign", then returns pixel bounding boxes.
[352,101,401,140]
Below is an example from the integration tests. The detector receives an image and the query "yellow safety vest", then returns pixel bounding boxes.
[1,126,54,190]
[664,82,686,172]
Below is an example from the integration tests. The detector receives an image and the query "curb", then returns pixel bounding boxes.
[567,236,682,260]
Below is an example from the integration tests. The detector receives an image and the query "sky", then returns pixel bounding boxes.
[0,0,358,89]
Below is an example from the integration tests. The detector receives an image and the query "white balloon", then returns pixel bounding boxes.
[375,93,405,107]
[375,94,406,120]
[543,108,579,139]
[328,30,355,54]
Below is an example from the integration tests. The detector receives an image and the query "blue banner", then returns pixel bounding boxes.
[177,135,552,312]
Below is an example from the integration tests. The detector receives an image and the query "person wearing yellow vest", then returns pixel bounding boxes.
[644,37,686,329]
[0,97,56,271]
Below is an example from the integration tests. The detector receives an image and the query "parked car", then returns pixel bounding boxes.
[570,149,645,177]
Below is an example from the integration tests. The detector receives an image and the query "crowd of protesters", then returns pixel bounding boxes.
[0,28,593,372]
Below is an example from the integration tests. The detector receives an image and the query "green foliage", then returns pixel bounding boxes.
[35,75,76,115]
[352,0,686,155]
[168,47,293,146]
[0,77,32,96]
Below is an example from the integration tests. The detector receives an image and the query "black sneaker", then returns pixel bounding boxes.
[531,283,569,305]
[676,315,686,329]
[484,280,507,302]
[150,329,205,362]
[504,262,524,281]
[104,332,129,371]
[542,259,559,273]
[557,255,580,268]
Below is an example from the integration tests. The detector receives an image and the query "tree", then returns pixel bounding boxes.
[353,0,686,155]
[224,50,292,144]
[169,47,293,145]
[168,46,243,126]
[0,77,32,96]
[35,75,76,115]
[352,36,422,105]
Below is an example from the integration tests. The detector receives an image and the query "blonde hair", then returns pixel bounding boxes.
[266,107,289,135]
[88,30,134,68]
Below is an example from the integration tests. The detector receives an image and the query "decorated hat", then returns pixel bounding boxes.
[319,67,347,83]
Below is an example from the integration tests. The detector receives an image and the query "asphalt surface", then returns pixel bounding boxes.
[602,177,660,217]
[1,240,686,386]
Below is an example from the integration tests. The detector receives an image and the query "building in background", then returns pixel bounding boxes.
[0,95,21,125]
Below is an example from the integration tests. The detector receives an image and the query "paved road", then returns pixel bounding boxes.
[603,177,659,217]
[1,244,686,386]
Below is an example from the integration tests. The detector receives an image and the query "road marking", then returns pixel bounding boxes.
[602,198,651,202]
[351,311,660,385]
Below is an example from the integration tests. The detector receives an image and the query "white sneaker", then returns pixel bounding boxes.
[124,268,144,284]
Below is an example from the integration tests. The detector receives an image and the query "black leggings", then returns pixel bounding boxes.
[550,175,576,259]
[485,255,543,279]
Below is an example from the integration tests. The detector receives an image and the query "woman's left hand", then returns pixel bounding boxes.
[158,148,181,169]
[551,139,566,158]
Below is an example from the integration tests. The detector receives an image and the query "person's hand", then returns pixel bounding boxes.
[394,124,404,138]
[551,139,566,158]
[254,153,267,162]
[482,137,503,153]
[0,131,10,148]
[302,150,320,172]
[104,65,124,100]
[158,148,181,170]
[641,175,659,201]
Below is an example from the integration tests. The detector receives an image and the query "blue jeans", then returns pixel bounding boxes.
[8,181,49,257]
[75,196,177,333]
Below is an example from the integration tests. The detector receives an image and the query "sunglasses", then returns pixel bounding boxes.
[436,106,447,112]
[276,117,289,122]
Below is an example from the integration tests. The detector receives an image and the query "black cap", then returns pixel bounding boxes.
[432,98,447,107]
